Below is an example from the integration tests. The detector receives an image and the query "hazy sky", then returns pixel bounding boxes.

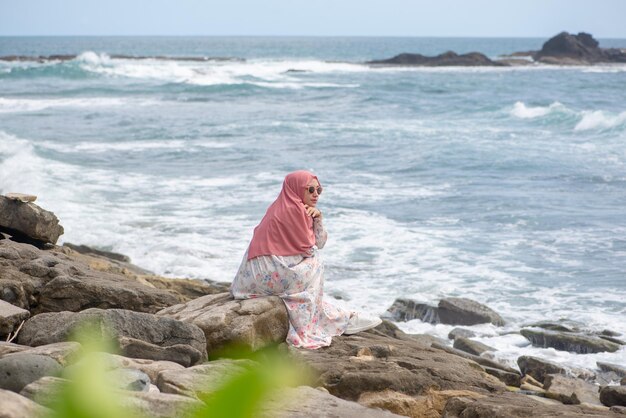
[2,0,626,38]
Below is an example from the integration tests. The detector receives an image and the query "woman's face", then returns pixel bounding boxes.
[303,179,321,207]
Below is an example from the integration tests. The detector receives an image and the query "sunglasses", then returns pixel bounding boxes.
[305,186,323,195]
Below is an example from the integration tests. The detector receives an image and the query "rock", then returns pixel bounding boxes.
[431,342,518,374]
[265,386,404,418]
[534,32,626,64]
[0,196,64,245]
[358,388,485,418]
[104,368,151,392]
[367,51,504,67]
[622,377,626,386]
[64,352,184,383]
[156,358,255,398]
[521,329,620,353]
[526,321,578,332]
[62,242,131,262]
[521,374,543,388]
[4,193,37,203]
[600,386,626,407]
[0,353,62,392]
[600,330,622,337]
[598,362,626,378]
[383,298,439,322]
[0,299,29,337]
[452,337,495,356]
[290,331,506,402]
[517,356,567,383]
[139,276,230,300]
[443,391,617,417]
[520,382,545,394]
[544,374,601,405]
[438,298,505,326]
[599,335,626,345]
[0,342,81,366]
[19,376,67,405]
[611,405,626,414]
[17,308,207,367]
[0,240,181,314]
[448,328,476,340]
[483,367,521,387]
[157,293,288,357]
[0,388,50,418]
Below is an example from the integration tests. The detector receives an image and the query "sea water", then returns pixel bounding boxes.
[1,36,625,373]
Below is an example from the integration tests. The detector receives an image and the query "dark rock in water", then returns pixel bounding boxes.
[0,353,62,393]
[62,242,131,263]
[17,308,207,367]
[521,328,620,353]
[599,335,626,345]
[526,321,578,333]
[598,362,626,378]
[544,374,601,405]
[600,385,626,407]
[448,327,476,340]
[367,51,504,67]
[600,329,622,337]
[384,298,439,323]
[453,337,495,356]
[438,298,505,326]
[533,32,626,64]
[517,356,567,383]
[0,196,64,245]
[483,367,521,387]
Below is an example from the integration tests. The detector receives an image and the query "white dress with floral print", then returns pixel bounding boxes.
[230,218,352,349]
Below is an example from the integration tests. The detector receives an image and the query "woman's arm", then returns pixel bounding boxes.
[313,216,327,249]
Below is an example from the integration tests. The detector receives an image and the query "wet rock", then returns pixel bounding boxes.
[483,367,521,387]
[599,335,626,345]
[367,51,504,67]
[544,374,601,405]
[0,196,64,245]
[431,342,518,374]
[17,308,207,367]
[384,298,439,322]
[600,329,622,337]
[517,356,566,383]
[438,298,505,326]
[0,341,81,366]
[0,353,62,392]
[448,328,476,340]
[534,32,626,64]
[0,299,29,337]
[0,388,51,418]
[600,386,626,407]
[62,242,131,262]
[452,337,495,356]
[157,293,288,357]
[597,362,626,378]
[526,320,578,332]
[521,329,620,353]
[622,377,626,386]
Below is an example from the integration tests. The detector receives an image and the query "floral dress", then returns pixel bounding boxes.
[230,218,352,349]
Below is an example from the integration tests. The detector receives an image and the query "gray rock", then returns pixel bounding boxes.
[0,388,51,418]
[104,368,150,392]
[600,329,622,337]
[482,367,521,387]
[17,308,207,367]
[448,327,476,340]
[622,377,626,386]
[597,362,626,378]
[0,341,81,366]
[600,385,626,407]
[438,298,505,326]
[533,32,626,65]
[157,293,288,357]
[452,337,495,356]
[19,376,66,405]
[0,299,29,337]
[517,355,566,383]
[521,329,620,353]
[544,374,601,405]
[611,405,626,414]
[0,353,62,392]
[431,342,518,374]
[526,321,578,332]
[367,51,504,67]
[62,242,131,263]
[383,298,439,322]
[0,196,64,245]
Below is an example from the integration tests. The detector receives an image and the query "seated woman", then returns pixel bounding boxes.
[231,170,381,349]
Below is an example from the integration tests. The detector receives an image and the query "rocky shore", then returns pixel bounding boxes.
[1,194,625,417]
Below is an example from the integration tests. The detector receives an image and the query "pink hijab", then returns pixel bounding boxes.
[247,170,320,260]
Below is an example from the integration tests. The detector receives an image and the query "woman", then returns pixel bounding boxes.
[231,170,381,349]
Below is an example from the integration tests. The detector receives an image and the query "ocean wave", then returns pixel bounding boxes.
[0,96,149,113]
[574,109,626,131]
[38,139,233,153]
[510,101,566,119]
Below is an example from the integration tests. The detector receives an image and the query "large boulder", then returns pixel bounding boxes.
[521,328,621,353]
[385,297,504,326]
[384,299,439,322]
[0,240,181,314]
[0,299,29,337]
[532,32,626,65]
[0,388,51,418]
[452,337,495,356]
[544,374,601,405]
[157,293,289,357]
[517,356,567,383]
[598,362,626,378]
[0,353,62,392]
[431,342,518,375]
[0,196,64,245]
[0,341,81,366]
[600,386,626,407]
[17,308,207,367]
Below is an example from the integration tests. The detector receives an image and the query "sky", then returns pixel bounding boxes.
[1,0,626,38]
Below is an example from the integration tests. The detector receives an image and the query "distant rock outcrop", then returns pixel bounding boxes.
[367,51,503,67]
[533,32,626,65]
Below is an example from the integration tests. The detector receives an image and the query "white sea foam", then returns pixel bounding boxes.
[510,101,565,119]
[0,97,156,113]
[574,110,626,131]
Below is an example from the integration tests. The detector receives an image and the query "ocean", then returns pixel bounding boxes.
[1,36,625,374]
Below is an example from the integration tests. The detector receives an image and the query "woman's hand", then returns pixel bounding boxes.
[304,204,322,219]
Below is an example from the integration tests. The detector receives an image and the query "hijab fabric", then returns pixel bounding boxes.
[247,170,319,260]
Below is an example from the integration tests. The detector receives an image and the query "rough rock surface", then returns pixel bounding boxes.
[290,328,506,402]
[483,367,521,387]
[534,32,626,64]
[0,240,180,314]
[448,328,476,340]
[385,297,504,326]
[0,353,62,392]
[157,293,288,356]
[0,388,51,418]
[0,341,81,366]
[0,299,29,337]
[384,298,439,322]
[600,386,626,407]
[17,308,207,366]
[104,368,151,392]
[0,196,64,245]
[544,374,601,405]
[517,356,567,383]
[521,328,621,353]
[598,362,626,378]
[431,342,518,375]
[367,51,504,67]
[452,337,495,356]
